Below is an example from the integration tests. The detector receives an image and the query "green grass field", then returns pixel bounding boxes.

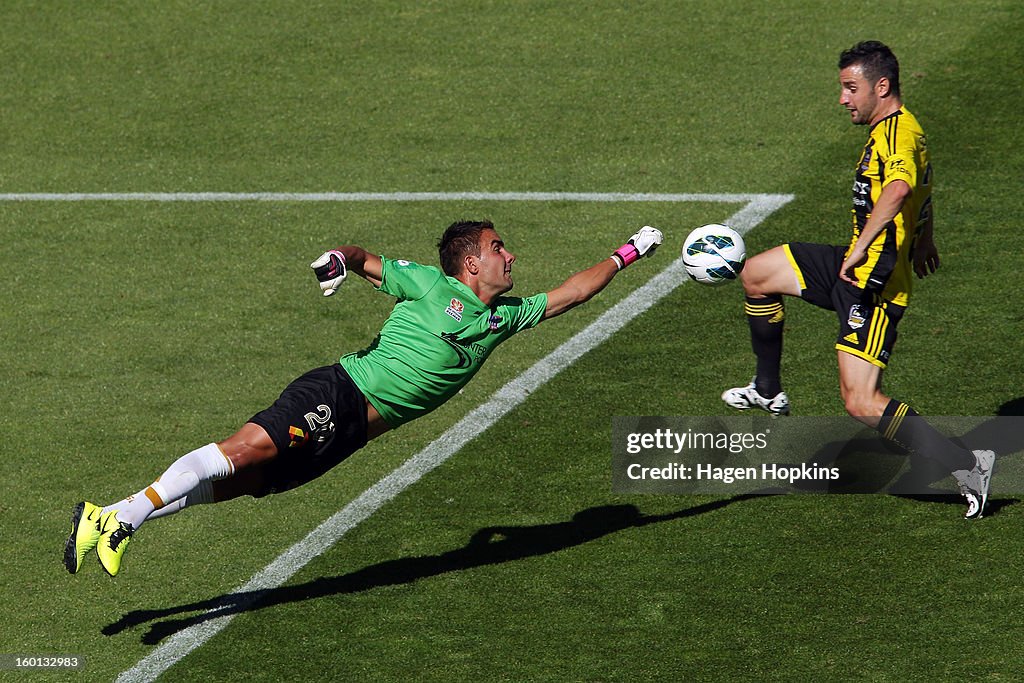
[2,1,1023,680]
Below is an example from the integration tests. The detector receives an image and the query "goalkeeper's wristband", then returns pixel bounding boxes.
[611,243,640,270]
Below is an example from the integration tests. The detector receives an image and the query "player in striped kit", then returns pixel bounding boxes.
[721,41,994,518]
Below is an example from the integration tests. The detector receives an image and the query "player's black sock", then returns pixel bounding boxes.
[876,400,975,471]
[745,295,784,397]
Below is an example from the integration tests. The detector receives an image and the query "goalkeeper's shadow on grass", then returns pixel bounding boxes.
[103,494,760,644]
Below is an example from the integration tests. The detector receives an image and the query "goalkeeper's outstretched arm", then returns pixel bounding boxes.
[543,226,662,320]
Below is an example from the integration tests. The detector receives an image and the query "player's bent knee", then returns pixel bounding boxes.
[739,248,791,298]
[739,269,768,297]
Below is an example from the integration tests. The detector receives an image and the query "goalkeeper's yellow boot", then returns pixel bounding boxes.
[64,502,104,574]
[97,510,135,577]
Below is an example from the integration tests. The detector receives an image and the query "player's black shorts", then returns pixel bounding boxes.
[783,242,906,368]
[248,364,368,496]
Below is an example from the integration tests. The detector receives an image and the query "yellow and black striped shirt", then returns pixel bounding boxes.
[848,105,932,307]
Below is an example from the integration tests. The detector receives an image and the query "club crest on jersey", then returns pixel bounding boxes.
[848,304,867,330]
[445,298,464,322]
[488,313,502,331]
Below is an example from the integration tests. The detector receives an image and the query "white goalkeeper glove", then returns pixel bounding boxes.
[612,226,663,269]
[310,250,347,296]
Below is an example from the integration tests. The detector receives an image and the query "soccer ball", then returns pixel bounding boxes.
[682,224,746,286]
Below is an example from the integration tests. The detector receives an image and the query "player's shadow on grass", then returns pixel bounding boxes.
[104,494,758,644]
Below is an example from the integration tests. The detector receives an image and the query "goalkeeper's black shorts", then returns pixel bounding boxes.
[248,364,368,496]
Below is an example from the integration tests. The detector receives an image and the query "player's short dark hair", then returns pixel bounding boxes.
[839,40,900,98]
[438,220,494,277]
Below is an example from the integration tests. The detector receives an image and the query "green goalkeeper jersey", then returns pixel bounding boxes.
[340,257,548,427]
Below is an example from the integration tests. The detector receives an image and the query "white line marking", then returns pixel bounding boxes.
[115,193,792,682]
[0,191,792,204]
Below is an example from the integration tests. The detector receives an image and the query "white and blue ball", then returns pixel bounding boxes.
[682,224,746,286]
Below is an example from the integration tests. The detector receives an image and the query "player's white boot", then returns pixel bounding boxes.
[952,449,995,519]
[722,378,790,416]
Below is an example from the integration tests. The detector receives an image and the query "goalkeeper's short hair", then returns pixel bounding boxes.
[437,220,494,277]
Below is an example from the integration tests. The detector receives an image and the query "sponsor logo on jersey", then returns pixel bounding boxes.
[445,298,464,322]
[848,304,867,330]
[859,147,873,172]
[488,313,503,330]
[288,425,309,448]
[887,161,911,178]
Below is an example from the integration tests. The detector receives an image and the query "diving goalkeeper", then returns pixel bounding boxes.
[64,220,663,576]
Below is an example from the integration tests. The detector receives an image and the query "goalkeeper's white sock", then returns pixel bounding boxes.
[145,479,216,520]
[102,443,234,530]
